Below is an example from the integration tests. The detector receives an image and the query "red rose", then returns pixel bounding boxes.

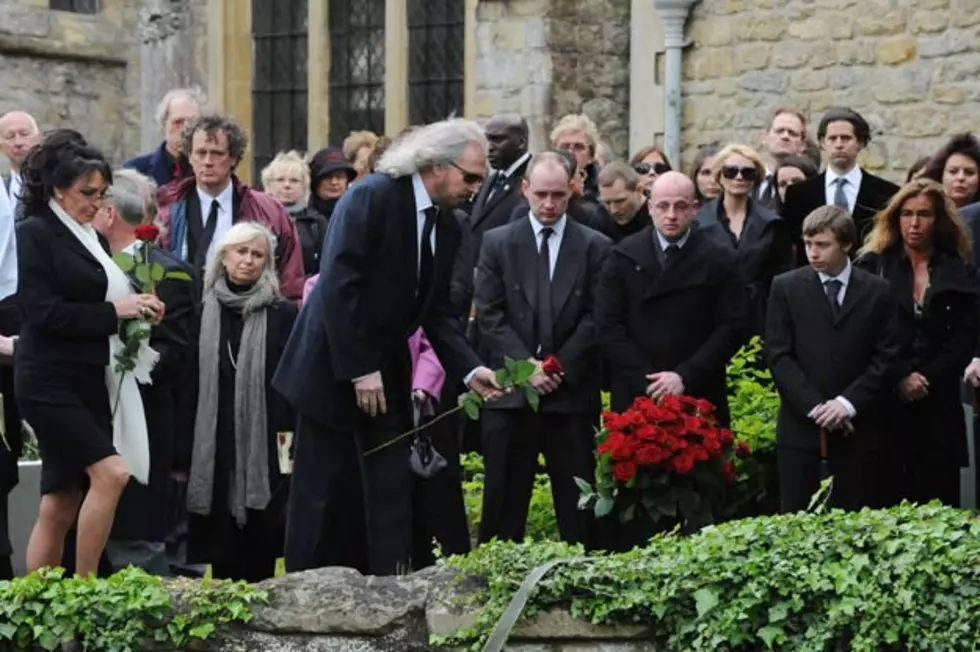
[541,355,563,376]
[613,461,638,482]
[683,415,703,433]
[603,412,629,431]
[635,424,658,441]
[672,453,695,475]
[736,441,751,458]
[691,445,710,462]
[719,428,735,445]
[636,444,667,466]
[631,396,654,412]
[660,395,684,412]
[703,434,722,457]
[694,398,716,415]
[607,433,635,461]
[134,224,160,242]
[626,410,646,428]
[722,460,736,483]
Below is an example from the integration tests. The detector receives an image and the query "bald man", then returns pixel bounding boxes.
[596,171,748,427]
[0,111,40,218]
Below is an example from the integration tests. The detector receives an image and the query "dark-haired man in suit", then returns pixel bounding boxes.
[474,152,610,545]
[782,107,899,266]
[765,206,899,512]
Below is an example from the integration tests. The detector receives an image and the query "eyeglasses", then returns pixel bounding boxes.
[721,166,758,181]
[633,162,671,176]
[449,161,486,186]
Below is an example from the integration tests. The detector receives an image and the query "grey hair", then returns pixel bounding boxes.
[205,221,281,295]
[107,168,157,226]
[376,118,487,178]
[182,113,249,163]
[155,88,206,129]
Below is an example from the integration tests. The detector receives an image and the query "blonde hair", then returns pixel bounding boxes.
[711,143,767,187]
[550,114,599,153]
[260,150,310,195]
[342,130,379,163]
[206,222,281,295]
[860,178,971,261]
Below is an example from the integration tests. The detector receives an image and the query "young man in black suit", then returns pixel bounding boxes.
[474,152,611,545]
[765,206,900,512]
[596,172,748,424]
[782,107,899,265]
[273,118,502,576]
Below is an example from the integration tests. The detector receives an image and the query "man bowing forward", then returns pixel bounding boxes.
[274,119,502,576]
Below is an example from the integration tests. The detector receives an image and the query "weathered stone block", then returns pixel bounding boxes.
[733,15,789,41]
[932,85,968,104]
[771,42,811,69]
[951,0,980,26]
[895,107,948,137]
[876,36,919,65]
[738,70,789,93]
[692,49,737,80]
[911,9,951,33]
[837,41,878,65]
[735,43,771,71]
[870,67,932,104]
[857,7,908,35]
[792,70,829,92]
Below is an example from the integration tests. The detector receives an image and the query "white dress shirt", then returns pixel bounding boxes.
[197,182,235,268]
[757,166,774,200]
[655,228,691,254]
[824,166,862,215]
[411,172,436,278]
[811,259,857,418]
[488,151,531,202]
[0,181,16,301]
[529,213,566,279]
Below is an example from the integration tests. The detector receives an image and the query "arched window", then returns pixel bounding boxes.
[329,0,386,144]
[407,0,464,125]
[252,0,309,182]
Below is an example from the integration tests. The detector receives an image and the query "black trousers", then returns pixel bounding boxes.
[479,409,596,545]
[778,444,881,513]
[285,413,413,576]
[411,409,471,568]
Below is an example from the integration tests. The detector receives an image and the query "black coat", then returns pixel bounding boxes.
[290,205,329,277]
[272,173,482,432]
[450,157,531,318]
[186,296,297,565]
[595,203,651,244]
[782,171,900,265]
[112,247,196,542]
[856,248,978,465]
[696,196,794,336]
[474,217,611,414]
[764,265,900,450]
[595,225,748,424]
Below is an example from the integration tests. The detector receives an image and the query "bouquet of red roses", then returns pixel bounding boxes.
[576,395,750,529]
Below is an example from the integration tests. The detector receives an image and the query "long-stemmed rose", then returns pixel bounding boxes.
[364,354,564,456]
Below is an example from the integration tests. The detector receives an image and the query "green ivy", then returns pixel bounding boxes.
[0,566,266,651]
[440,503,980,651]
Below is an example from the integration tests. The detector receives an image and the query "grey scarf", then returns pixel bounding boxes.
[187,275,278,526]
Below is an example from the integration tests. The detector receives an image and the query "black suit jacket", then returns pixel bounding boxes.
[450,156,531,318]
[113,246,196,541]
[15,206,120,372]
[272,173,483,431]
[764,266,900,450]
[697,197,794,336]
[960,202,980,268]
[475,217,611,414]
[783,170,899,265]
[595,225,748,423]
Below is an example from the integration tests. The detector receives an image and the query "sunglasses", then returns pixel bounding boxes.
[449,161,486,186]
[721,166,758,181]
[633,162,671,176]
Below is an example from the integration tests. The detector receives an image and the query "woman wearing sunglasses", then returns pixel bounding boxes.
[629,145,672,193]
[695,143,793,336]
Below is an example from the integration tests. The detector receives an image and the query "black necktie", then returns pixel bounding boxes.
[824,279,842,316]
[664,243,680,266]
[486,173,506,202]
[417,206,437,306]
[198,199,220,268]
[760,175,774,205]
[536,227,555,357]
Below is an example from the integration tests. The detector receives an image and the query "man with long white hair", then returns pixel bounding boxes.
[274,117,503,575]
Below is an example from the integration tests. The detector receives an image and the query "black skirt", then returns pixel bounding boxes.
[15,362,115,495]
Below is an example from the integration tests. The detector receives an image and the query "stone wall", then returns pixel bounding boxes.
[681,0,980,181]
[0,0,143,168]
[470,0,632,158]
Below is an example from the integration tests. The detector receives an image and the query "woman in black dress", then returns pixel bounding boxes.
[16,130,165,576]
[184,222,296,582]
[857,179,977,507]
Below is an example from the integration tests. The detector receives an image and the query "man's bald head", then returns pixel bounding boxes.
[0,111,41,170]
[485,112,529,170]
[648,171,697,241]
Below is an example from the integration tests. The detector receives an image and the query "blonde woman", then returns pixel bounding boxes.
[695,143,793,335]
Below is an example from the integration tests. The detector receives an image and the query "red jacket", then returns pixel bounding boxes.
[155,176,305,300]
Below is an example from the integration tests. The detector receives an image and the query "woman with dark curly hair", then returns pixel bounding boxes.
[921,133,980,208]
[856,179,976,507]
[16,129,165,576]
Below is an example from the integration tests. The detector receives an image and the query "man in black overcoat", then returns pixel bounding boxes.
[474,152,610,545]
[273,119,502,576]
[782,107,899,266]
[765,205,900,512]
[93,169,196,573]
[595,172,748,425]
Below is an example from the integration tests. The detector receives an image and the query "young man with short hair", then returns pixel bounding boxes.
[765,205,899,512]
